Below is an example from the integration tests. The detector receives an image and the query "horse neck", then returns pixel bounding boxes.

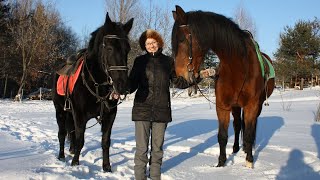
[85,56,108,83]
[213,48,248,76]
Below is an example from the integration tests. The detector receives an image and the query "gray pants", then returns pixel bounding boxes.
[134,121,167,180]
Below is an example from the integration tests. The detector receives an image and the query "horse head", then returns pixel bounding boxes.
[172,5,204,84]
[88,13,134,96]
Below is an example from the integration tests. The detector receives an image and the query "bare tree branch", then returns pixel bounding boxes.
[8,0,60,100]
[233,3,257,38]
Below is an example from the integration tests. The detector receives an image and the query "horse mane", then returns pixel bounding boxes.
[87,22,129,60]
[172,10,250,57]
[87,27,104,59]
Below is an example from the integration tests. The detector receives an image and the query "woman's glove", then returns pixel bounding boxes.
[199,68,216,78]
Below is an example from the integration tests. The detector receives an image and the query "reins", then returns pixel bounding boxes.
[80,52,126,124]
[179,24,217,105]
[177,24,247,111]
[195,83,215,104]
[64,33,129,131]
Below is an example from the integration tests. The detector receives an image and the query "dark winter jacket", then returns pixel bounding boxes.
[128,49,192,122]
[128,29,201,122]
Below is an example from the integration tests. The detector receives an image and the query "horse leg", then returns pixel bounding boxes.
[101,108,117,172]
[65,112,75,154]
[231,106,241,153]
[242,110,246,151]
[55,108,68,160]
[71,116,86,166]
[216,107,231,167]
[243,103,260,168]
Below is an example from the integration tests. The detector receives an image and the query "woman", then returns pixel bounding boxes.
[128,29,212,180]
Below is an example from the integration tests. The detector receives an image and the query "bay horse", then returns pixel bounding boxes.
[172,6,275,168]
[52,13,133,172]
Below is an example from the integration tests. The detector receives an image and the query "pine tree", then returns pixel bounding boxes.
[203,49,219,69]
[274,18,320,88]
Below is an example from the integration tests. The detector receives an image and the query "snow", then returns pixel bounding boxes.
[0,88,320,179]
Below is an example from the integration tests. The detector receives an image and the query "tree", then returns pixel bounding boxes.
[0,0,14,98]
[233,3,257,38]
[203,49,219,68]
[105,0,139,24]
[105,0,173,52]
[274,18,320,88]
[0,0,11,78]
[105,0,143,68]
[8,0,61,100]
[140,0,172,54]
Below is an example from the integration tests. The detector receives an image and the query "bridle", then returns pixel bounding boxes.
[102,34,129,85]
[179,24,194,73]
[81,34,130,106]
[78,34,130,124]
[63,34,130,130]
[178,24,206,83]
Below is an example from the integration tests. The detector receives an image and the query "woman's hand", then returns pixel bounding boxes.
[200,69,216,78]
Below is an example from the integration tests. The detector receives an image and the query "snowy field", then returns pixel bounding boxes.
[0,87,320,179]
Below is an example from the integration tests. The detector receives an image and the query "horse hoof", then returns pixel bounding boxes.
[71,160,79,166]
[246,160,253,168]
[58,154,65,161]
[69,149,75,154]
[216,161,225,167]
[233,146,240,153]
[58,156,65,161]
[103,166,112,172]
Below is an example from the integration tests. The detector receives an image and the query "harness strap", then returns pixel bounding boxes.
[64,72,72,111]
[64,34,129,130]
[250,38,273,106]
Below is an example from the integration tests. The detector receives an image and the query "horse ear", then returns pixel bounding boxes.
[124,18,134,34]
[175,5,187,23]
[175,5,186,16]
[172,11,177,20]
[105,12,112,26]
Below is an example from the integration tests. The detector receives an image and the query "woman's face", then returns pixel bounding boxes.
[145,38,159,53]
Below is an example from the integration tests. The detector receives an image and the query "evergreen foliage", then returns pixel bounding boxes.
[274,18,320,87]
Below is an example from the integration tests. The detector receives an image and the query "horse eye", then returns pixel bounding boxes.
[178,35,185,43]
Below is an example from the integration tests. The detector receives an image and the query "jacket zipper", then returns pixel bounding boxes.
[151,56,155,122]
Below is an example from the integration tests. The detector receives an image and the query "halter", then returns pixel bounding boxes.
[102,34,129,85]
[83,34,130,101]
[64,32,131,133]
[179,25,194,72]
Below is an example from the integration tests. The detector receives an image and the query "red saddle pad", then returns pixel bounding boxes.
[57,60,84,96]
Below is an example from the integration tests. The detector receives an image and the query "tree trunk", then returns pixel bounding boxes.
[15,68,27,101]
[300,78,304,90]
[3,74,8,98]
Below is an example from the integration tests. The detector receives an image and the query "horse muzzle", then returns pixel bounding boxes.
[110,90,127,100]
[188,71,199,84]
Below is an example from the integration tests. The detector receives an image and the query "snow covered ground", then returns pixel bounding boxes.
[0,87,320,179]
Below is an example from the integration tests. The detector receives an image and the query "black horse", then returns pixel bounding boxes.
[52,13,133,172]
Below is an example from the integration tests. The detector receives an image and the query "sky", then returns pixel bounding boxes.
[1,87,320,179]
[54,0,320,58]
